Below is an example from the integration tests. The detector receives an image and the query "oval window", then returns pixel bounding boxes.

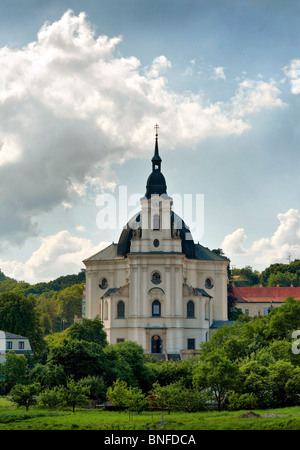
[205,278,213,289]
[99,278,108,289]
[151,272,161,285]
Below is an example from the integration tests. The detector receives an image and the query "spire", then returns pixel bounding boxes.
[145,124,167,199]
[152,124,161,172]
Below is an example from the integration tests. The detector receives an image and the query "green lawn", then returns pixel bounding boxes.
[1,397,300,430]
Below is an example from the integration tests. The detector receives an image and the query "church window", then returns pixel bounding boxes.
[153,239,160,248]
[152,300,161,317]
[117,338,125,343]
[205,300,210,320]
[6,341,12,350]
[99,278,108,289]
[117,301,125,318]
[104,300,108,320]
[151,272,161,284]
[187,300,195,318]
[153,214,160,230]
[205,278,213,289]
[18,341,24,350]
[187,338,195,350]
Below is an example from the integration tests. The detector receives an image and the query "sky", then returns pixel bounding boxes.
[0,0,299,283]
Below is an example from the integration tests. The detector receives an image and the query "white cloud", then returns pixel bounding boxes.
[221,209,300,267]
[213,66,226,80]
[0,10,286,244]
[0,230,109,283]
[221,228,247,255]
[76,225,86,232]
[231,79,286,117]
[283,59,300,94]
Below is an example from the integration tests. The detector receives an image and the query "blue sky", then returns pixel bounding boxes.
[0,0,299,282]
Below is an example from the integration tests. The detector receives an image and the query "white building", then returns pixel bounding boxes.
[0,330,34,363]
[83,133,229,358]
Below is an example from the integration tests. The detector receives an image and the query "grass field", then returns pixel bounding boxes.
[1,397,300,430]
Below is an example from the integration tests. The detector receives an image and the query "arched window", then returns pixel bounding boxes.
[187,300,195,318]
[117,300,125,318]
[152,300,161,317]
[153,214,160,230]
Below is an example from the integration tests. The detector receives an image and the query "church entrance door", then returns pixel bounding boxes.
[151,335,162,353]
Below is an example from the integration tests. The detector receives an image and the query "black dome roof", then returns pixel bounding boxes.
[145,170,167,198]
[116,211,196,259]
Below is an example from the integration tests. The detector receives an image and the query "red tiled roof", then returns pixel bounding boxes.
[232,286,300,303]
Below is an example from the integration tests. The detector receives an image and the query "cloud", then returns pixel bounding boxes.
[283,59,300,94]
[221,209,300,267]
[213,66,226,80]
[0,230,109,283]
[0,10,286,244]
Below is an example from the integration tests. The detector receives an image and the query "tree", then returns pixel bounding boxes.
[0,292,45,357]
[67,317,107,348]
[48,339,106,380]
[285,367,300,405]
[264,297,300,340]
[10,383,41,411]
[193,353,239,411]
[107,379,147,418]
[3,351,29,392]
[56,284,84,328]
[107,379,130,411]
[39,386,61,408]
[59,378,90,413]
[260,260,300,287]
[104,341,152,390]
[78,376,106,402]
[268,360,295,407]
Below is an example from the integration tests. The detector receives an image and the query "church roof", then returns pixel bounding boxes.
[84,216,228,263]
[195,244,228,261]
[233,286,300,303]
[83,243,118,262]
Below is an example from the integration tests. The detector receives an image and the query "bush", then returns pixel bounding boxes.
[10,383,41,411]
[39,386,61,408]
[226,391,258,411]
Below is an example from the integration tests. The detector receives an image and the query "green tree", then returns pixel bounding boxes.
[3,351,29,392]
[264,297,300,340]
[104,341,152,390]
[39,386,61,408]
[268,360,295,407]
[10,383,41,411]
[285,367,300,405]
[67,317,107,348]
[239,360,273,408]
[193,353,239,411]
[59,378,90,413]
[56,284,84,328]
[48,339,106,380]
[106,378,130,411]
[78,376,106,402]
[0,292,45,357]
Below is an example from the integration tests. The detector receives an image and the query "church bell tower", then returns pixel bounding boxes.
[130,125,182,254]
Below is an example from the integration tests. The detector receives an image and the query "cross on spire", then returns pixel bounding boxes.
[154,123,159,137]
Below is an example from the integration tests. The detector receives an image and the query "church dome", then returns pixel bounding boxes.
[145,170,167,198]
[116,210,197,259]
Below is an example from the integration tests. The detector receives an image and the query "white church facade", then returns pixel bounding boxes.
[83,131,229,358]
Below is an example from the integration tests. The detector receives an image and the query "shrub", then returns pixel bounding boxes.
[226,391,258,411]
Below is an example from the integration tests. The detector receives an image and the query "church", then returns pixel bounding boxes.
[83,129,229,358]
